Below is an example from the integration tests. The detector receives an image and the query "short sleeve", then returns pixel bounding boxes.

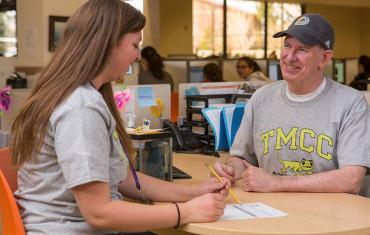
[230,100,258,166]
[337,100,370,168]
[54,106,110,189]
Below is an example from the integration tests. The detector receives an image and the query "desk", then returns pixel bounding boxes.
[154,153,370,235]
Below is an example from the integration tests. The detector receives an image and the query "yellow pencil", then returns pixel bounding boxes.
[205,163,242,204]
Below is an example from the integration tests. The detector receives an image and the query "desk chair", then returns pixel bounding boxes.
[0,147,26,235]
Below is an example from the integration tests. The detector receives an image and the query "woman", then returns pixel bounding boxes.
[10,1,228,234]
[139,46,175,91]
[350,55,370,91]
[236,56,270,82]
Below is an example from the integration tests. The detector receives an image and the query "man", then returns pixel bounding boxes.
[215,13,369,195]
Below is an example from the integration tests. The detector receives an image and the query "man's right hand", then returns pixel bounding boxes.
[213,161,236,184]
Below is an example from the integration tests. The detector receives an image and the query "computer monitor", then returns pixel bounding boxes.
[189,66,204,83]
[333,59,345,84]
[268,60,283,81]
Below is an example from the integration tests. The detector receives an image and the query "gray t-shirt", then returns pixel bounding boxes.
[231,78,369,177]
[15,83,129,235]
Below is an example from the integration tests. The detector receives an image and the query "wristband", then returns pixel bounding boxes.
[173,202,181,228]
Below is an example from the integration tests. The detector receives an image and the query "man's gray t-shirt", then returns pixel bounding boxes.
[15,83,129,235]
[231,78,369,177]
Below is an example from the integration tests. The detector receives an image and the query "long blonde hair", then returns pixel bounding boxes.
[10,0,146,169]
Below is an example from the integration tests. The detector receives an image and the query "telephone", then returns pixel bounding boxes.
[162,119,203,151]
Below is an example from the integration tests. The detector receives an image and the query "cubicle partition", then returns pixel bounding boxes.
[113,84,171,129]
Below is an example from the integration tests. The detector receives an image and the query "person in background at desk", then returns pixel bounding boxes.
[214,13,369,196]
[9,1,229,235]
[202,62,223,82]
[236,56,272,90]
[139,46,175,91]
[349,55,370,91]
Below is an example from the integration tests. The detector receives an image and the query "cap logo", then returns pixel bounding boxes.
[294,16,310,26]
[325,40,330,49]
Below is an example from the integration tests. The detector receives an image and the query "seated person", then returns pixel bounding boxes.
[202,62,223,82]
[214,13,369,196]
[349,55,370,91]
[139,46,175,91]
[11,2,230,234]
[236,56,272,90]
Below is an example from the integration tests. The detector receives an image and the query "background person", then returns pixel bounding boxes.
[139,46,175,91]
[349,55,370,91]
[214,13,369,196]
[10,1,229,234]
[236,56,271,90]
[202,62,223,82]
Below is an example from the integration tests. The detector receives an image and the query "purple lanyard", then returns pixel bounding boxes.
[123,147,151,204]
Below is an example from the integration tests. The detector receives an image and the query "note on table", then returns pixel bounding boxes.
[138,87,156,107]
[219,203,287,221]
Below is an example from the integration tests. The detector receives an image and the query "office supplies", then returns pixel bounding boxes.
[222,104,246,148]
[138,86,156,107]
[220,203,287,221]
[204,163,241,204]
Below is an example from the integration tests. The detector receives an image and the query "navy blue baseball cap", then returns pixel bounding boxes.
[273,13,335,50]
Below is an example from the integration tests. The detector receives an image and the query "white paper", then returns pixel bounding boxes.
[219,203,287,221]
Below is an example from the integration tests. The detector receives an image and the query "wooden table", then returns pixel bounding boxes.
[154,153,370,235]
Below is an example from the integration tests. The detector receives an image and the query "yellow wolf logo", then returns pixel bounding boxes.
[279,158,314,175]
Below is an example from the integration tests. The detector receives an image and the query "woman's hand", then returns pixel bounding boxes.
[180,193,226,224]
[191,177,231,198]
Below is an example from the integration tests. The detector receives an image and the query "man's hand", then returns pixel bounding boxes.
[241,160,278,192]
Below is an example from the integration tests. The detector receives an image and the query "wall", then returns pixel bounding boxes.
[159,0,192,57]
[143,0,160,48]
[305,4,369,58]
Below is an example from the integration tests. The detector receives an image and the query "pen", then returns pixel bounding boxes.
[205,163,242,204]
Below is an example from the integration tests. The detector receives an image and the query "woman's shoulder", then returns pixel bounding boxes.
[52,83,108,119]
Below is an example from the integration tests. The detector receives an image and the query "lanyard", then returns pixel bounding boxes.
[123,147,151,204]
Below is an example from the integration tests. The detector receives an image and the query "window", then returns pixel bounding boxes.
[124,0,143,13]
[226,0,265,58]
[267,2,301,59]
[193,0,224,58]
[193,0,302,59]
[0,10,17,57]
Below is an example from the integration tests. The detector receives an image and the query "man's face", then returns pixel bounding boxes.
[280,36,331,85]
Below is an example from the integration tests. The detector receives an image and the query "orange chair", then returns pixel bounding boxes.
[0,147,26,235]
[171,92,179,123]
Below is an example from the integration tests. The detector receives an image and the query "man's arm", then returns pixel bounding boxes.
[214,156,248,183]
[241,161,366,194]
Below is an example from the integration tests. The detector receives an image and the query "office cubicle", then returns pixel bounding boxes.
[113,84,171,129]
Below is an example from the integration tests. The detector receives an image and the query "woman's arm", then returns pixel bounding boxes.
[118,171,228,202]
[73,181,226,232]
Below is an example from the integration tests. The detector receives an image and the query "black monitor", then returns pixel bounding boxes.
[268,60,283,81]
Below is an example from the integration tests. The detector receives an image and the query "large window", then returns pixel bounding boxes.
[267,2,301,59]
[193,0,224,58]
[193,0,301,59]
[226,0,265,58]
[0,10,17,57]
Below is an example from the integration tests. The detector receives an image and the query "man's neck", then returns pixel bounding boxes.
[287,76,325,95]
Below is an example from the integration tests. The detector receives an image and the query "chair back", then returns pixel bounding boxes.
[0,147,26,235]
[0,147,17,192]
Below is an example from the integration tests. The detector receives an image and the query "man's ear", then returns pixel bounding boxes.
[319,50,333,70]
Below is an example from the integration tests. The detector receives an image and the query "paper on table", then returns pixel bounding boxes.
[137,86,156,107]
[219,203,287,221]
